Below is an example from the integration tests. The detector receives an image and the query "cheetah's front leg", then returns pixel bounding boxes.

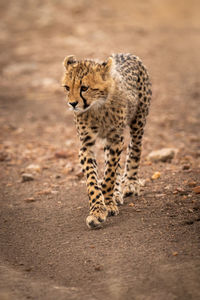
[79,137,108,229]
[101,137,124,216]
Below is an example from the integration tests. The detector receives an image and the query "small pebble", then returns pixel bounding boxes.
[148,148,177,162]
[26,164,41,172]
[51,190,59,195]
[187,181,196,187]
[193,186,200,194]
[25,197,36,202]
[182,164,190,170]
[22,173,34,182]
[151,171,161,180]
[55,151,69,159]
[94,265,103,271]
[76,170,84,179]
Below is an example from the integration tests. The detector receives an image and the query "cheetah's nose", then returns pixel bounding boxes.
[69,101,78,108]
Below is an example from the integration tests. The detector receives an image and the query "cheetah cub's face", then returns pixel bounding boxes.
[62,55,113,113]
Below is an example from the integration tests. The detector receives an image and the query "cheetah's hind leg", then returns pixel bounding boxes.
[122,121,145,198]
[123,59,151,199]
[113,166,124,205]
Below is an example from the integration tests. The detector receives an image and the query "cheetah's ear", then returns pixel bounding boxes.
[102,57,113,72]
[63,55,76,69]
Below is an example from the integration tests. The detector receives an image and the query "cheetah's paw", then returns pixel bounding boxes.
[86,206,108,229]
[123,180,141,198]
[106,201,119,216]
[113,193,124,206]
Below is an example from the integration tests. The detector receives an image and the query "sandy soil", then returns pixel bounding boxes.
[0,1,200,299]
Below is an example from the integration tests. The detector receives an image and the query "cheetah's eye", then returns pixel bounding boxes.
[81,86,89,92]
[64,85,70,91]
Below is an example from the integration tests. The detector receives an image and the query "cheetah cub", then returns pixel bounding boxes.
[62,53,151,229]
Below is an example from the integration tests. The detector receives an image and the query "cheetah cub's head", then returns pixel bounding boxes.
[62,55,113,113]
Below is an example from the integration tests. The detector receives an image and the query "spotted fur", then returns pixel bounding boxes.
[62,53,152,229]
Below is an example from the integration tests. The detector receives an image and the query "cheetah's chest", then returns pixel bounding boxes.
[92,109,126,139]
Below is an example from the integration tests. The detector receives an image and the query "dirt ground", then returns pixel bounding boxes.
[0,0,200,299]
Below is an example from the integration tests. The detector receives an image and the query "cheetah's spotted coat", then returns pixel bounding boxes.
[62,53,152,229]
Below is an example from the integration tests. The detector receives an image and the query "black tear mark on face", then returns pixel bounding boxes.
[79,80,89,109]
[80,89,89,109]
